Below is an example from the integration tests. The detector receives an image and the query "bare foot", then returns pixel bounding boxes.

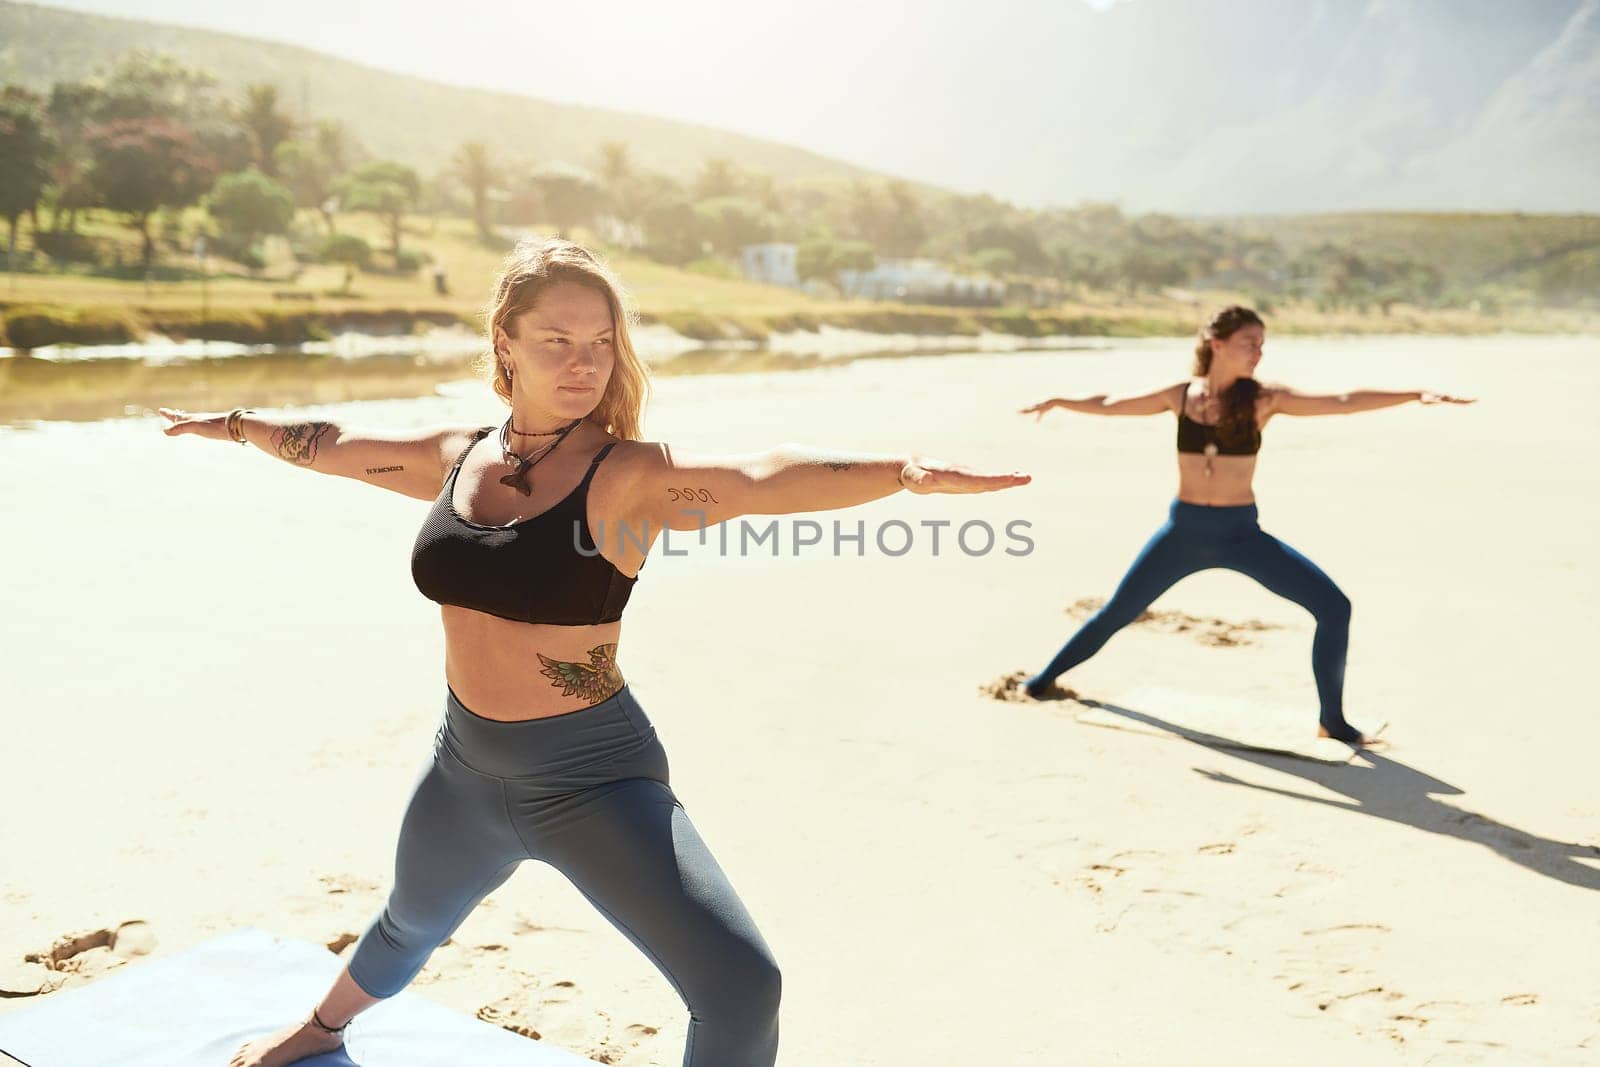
[229,1017,344,1067]
[1317,724,1375,747]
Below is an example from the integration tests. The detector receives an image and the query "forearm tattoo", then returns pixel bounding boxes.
[271,421,334,466]
[537,643,623,702]
[823,461,855,471]
[365,465,404,475]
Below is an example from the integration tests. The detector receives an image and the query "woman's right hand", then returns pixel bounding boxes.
[157,407,232,442]
[1018,399,1059,420]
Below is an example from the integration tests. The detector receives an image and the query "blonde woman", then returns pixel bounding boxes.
[159,238,1029,1067]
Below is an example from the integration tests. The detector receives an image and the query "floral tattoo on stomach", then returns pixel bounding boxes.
[536,643,624,703]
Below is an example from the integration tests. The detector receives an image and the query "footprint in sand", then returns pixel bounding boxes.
[476,999,542,1040]
[1063,597,1286,647]
[513,913,586,936]
[26,921,155,971]
[318,873,380,896]
[978,670,1076,703]
[325,932,358,954]
[1501,992,1539,1006]
[1197,842,1236,855]
[0,959,64,998]
[9,922,155,994]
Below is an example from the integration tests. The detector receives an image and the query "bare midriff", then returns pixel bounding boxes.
[1174,453,1258,506]
[440,607,626,721]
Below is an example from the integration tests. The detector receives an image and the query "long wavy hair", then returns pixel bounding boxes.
[1192,305,1264,451]
[476,237,650,441]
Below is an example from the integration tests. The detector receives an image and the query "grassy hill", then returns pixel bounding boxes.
[1228,213,1600,292]
[0,0,887,184]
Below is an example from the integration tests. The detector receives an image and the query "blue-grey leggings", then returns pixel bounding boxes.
[1027,499,1357,741]
[347,685,780,1066]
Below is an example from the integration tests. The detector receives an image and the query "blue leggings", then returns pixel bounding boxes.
[1027,500,1357,740]
[346,685,780,1066]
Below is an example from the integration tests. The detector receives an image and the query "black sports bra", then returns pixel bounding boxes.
[1176,382,1261,456]
[411,428,639,626]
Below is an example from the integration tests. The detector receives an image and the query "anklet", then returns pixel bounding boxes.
[310,1008,349,1035]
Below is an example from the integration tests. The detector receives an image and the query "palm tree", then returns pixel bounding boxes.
[598,141,633,191]
[238,83,295,176]
[694,156,739,200]
[452,141,495,240]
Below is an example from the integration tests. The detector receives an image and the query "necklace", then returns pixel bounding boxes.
[498,417,582,496]
[508,421,568,437]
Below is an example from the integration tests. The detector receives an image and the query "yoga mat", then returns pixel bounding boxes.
[0,928,600,1067]
[1074,685,1386,764]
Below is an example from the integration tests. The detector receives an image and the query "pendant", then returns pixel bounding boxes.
[499,459,534,496]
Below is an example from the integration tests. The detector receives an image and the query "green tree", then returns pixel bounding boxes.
[797,236,876,291]
[598,141,633,191]
[1120,246,1189,293]
[86,117,216,267]
[274,120,352,234]
[95,51,218,123]
[236,83,296,176]
[94,52,250,176]
[43,81,102,236]
[1049,241,1117,290]
[971,246,1017,277]
[207,169,295,259]
[843,180,924,250]
[596,141,643,224]
[965,220,1048,274]
[879,181,927,257]
[338,160,420,257]
[452,141,495,240]
[317,232,372,292]
[527,164,602,239]
[694,157,739,200]
[637,180,704,265]
[0,88,54,264]
[692,197,774,256]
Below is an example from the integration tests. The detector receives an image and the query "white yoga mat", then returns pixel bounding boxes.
[1074,685,1386,764]
[0,928,600,1067]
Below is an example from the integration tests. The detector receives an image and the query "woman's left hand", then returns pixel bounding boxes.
[899,458,1031,494]
[1420,391,1476,405]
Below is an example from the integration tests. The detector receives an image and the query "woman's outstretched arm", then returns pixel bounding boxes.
[618,442,1031,531]
[1266,387,1476,417]
[1019,382,1184,419]
[157,406,476,502]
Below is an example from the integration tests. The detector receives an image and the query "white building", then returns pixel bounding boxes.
[837,258,1003,306]
[741,243,800,287]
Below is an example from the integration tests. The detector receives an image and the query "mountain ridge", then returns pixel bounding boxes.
[2,0,1595,213]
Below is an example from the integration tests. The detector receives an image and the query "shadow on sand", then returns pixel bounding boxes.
[1077,697,1600,893]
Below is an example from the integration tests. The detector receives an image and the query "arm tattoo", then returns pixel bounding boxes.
[365,465,404,475]
[667,486,721,503]
[536,643,623,703]
[271,421,334,466]
[823,461,855,471]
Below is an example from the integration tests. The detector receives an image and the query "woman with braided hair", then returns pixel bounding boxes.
[1017,305,1473,744]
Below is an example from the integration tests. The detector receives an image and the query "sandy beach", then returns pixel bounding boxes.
[2,333,1597,1065]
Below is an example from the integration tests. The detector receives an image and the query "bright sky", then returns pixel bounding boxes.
[32,0,1132,197]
